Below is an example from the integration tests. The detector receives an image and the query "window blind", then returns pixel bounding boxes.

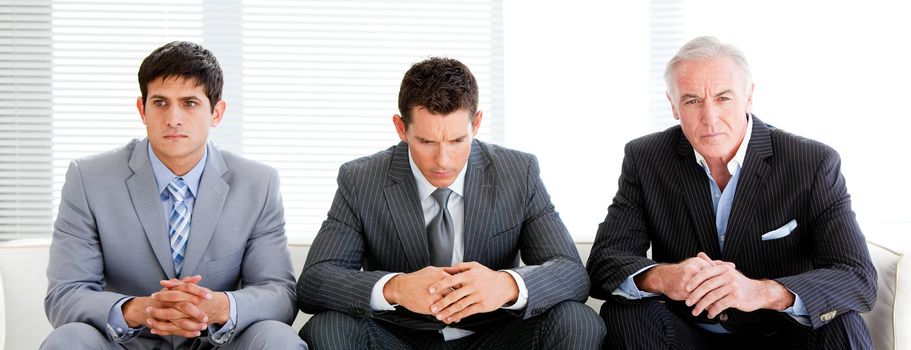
[0,1,53,239]
[0,0,503,242]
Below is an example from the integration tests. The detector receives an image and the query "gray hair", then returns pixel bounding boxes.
[664,36,752,95]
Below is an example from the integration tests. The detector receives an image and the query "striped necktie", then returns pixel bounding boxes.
[166,177,191,275]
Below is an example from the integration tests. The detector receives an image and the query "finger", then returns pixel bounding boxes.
[712,260,736,269]
[159,278,183,289]
[442,262,475,275]
[696,252,713,263]
[684,265,726,293]
[182,275,203,284]
[146,318,202,338]
[705,295,734,319]
[429,273,467,295]
[169,317,209,332]
[175,301,208,323]
[147,306,190,322]
[435,293,479,322]
[168,282,213,301]
[686,272,727,306]
[152,290,205,305]
[692,284,731,316]
[430,285,471,314]
[447,302,487,323]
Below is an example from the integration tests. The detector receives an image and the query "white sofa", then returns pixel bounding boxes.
[1,239,906,350]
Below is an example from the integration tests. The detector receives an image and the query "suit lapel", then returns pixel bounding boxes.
[721,116,773,260]
[384,142,431,270]
[674,133,723,258]
[180,143,229,277]
[126,139,176,279]
[462,141,494,263]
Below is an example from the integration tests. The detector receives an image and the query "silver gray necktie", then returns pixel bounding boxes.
[428,187,454,267]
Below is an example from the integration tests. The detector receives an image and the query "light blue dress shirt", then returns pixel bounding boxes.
[104,143,238,344]
[614,116,810,331]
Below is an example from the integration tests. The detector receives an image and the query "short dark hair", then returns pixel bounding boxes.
[138,41,223,112]
[397,57,478,127]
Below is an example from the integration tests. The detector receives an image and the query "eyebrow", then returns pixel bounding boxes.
[679,89,735,102]
[415,134,468,143]
[149,94,202,101]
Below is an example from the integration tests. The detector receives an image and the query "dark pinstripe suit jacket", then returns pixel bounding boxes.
[297,140,588,331]
[587,116,876,334]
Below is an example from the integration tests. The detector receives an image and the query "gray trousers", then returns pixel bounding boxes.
[40,319,307,350]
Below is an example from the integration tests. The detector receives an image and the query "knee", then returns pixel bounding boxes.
[41,323,106,350]
[238,320,307,349]
[300,310,368,348]
[544,301,606,345]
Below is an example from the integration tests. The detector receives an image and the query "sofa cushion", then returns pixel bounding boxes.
[863,241,905,350]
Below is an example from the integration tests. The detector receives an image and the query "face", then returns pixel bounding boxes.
[667,57,754,160]
[137,76,225,175]
[393,107,482,188]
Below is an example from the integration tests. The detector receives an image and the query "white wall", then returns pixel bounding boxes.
[502,0,911,245]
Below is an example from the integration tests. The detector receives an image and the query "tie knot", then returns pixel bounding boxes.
[166,177,189,202]
[431,187,453,208]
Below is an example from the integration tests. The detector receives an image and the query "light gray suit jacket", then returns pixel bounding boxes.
[45,139,296,349]
[297,140,589,331]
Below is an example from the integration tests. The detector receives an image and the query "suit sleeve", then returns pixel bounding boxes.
[229,168,298,335]
[587,143,659,301]
[774,149,876,329]
[45,161,128,336]
[509,155,590,319]
[296,164,391,317]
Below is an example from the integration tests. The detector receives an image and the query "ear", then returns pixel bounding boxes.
[393,114,408,142]
[471,111,483,135]
[666,92,680,120]
[136,96,147,125]
[210,100,226,127]
[745,83,755,114]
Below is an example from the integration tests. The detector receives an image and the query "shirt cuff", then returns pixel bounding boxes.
[613,264,661,299]
[370,273,402,311]
[106,297,143,343]
[499,270,528,310]
[208,292,238,345]
[780,289,812,326]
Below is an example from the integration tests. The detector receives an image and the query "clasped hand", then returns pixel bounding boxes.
[123,275,229,338]
[384,262,520,324]
[640,252,792,319]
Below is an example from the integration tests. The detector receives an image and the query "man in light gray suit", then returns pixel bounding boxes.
[297,57,605,349]
[42,41,307,349]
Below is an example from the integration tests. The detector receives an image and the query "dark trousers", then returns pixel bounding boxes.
[598,298,872,350]
[300,301,605,350]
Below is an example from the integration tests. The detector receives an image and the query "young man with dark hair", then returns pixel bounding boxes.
[42,41,307,350]
[296,57,605,349]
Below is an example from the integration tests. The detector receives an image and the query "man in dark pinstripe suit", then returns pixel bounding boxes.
[588,37,877,349]
[297,57,605,349]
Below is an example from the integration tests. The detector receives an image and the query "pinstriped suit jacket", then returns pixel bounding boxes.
[587,116,876,334]
[297,140,589,331]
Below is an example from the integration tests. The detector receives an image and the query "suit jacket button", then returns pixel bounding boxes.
[718,313,728,322]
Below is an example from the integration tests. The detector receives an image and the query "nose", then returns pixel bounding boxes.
[700,101,720,125]
[435,143,451,168]
[165,106,184,127]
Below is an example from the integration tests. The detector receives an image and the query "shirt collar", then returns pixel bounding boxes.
[148,141,207,199]
[694,113,753,176]
[408,147,467,201]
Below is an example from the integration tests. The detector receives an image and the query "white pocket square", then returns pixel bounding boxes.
[761,219,797,241]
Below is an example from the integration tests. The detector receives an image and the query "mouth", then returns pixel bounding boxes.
[164,134,188,140]
[431,170,453,178]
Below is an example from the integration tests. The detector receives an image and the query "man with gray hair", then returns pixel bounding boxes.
[587,36,876,348]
